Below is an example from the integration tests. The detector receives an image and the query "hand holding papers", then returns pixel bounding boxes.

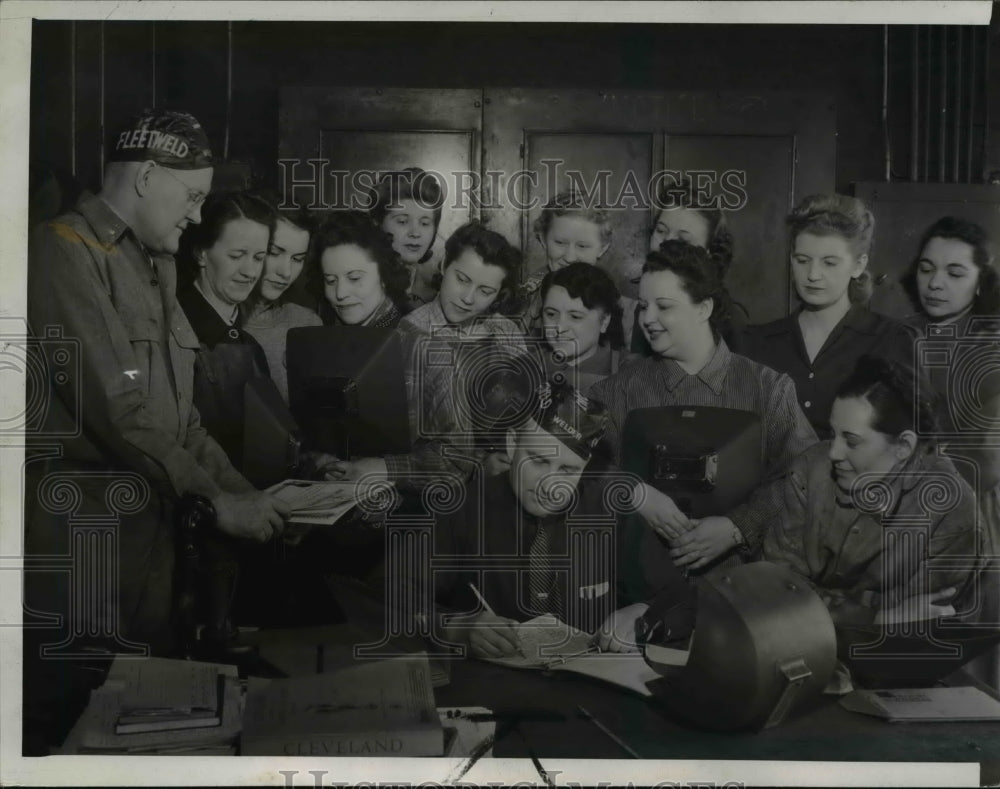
[266,479,382,545]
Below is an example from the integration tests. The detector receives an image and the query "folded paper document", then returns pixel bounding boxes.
[840,686,1000,722]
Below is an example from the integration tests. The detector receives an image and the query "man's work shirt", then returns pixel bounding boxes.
[27,192,250,499]
[412,473,617,639]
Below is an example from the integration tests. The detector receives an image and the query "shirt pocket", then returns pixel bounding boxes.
[124,319,161,397]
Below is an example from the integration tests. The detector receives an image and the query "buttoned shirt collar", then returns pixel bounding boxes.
[657,339,730,396]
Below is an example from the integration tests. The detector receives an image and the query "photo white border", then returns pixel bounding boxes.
[0,2,993,786]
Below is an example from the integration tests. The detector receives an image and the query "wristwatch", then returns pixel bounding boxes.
[731,524,753,559]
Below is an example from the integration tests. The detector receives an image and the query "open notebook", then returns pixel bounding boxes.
[480,615,688,697]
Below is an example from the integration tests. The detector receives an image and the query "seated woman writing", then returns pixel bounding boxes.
[762,355,982,627]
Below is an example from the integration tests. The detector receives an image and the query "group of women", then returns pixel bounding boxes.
[173,165,999,638]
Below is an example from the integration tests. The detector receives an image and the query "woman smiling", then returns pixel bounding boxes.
[177,190,276,469]
[309,210,410,329]
[242,201,322,403]
[763,355,981,627]
[589,239,817,601]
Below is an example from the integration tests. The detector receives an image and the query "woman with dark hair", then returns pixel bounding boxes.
[589,240,817,611]
[325,222,526,491]
[763,355,981,627]
[902,216,1000,557]
[739,193,913,440]
[367,167,445,306]
[177,190,276,469]
[902,216,1000,328]
[242,201,322,403]
[309,210,410,329]
[538,261,628,396]
[518,189,616,331]
[631,177,743,354]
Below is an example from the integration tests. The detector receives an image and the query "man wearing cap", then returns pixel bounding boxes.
[25,110,288,683]
[401,380,648,658]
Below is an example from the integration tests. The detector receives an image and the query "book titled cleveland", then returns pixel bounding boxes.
[241,654,444,756]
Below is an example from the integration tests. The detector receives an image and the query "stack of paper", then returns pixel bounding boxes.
[61,658,242,754]
[267,479,378,526]
[241,654,444,756]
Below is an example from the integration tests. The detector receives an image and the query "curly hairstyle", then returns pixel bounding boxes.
[176,190,277,290]
[540,261,625,349]
[835,354,938,439]
[366,167,444,265]
[532,188,614,247]
[651,176,735,277]
[900,216,999,319]
[786,193,876,305]
[306,210,410,313]
[641,239,733,342]
[443,222,523,314]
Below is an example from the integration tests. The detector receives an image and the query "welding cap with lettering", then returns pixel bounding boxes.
[534,380,609,462]
[109,109,214,170]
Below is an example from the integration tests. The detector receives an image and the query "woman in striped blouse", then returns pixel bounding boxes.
[589,239,818,604]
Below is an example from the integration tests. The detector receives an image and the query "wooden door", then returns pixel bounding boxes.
[280,88,836,323]
[279,87,483,242]
[484,89,835,323]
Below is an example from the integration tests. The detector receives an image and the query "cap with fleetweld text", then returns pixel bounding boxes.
[109,109,213,170]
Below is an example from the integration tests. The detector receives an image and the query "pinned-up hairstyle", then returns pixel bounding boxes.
[540,261,625,349]
[835,354,937,439]
[443,222,523,314]
[652,176,735,276]
[642,239,733,342]
[307,210,410,310]
[901,216,999,318]
[532,188,614,247]
[787,193,876,305]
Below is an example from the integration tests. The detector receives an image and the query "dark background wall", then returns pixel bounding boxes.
[30,20,999,198]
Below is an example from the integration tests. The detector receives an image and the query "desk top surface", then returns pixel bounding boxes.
[242,622,1000,768]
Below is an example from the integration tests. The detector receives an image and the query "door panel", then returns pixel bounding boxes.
[664,134,795,324]
[485,89,835,321]
[280,88,836,323]
[523,132,654,294]
[320,129,475,247]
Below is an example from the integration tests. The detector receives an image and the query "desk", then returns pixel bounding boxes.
[241,622,1000,781]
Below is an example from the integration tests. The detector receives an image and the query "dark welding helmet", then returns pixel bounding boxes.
[644,561,837,732]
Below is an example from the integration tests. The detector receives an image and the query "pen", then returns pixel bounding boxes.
[468,582,495,615]
[577,705,642,759]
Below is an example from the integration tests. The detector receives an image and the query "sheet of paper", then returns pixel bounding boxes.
[106,657,231,713]
[486,615,595,668]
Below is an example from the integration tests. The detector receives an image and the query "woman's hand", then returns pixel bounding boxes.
[669,516,741,570]
[595,603,649,653]
[633,483,693,542]
[874,587,957,625]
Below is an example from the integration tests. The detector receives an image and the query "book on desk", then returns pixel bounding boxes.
[60,657,242,754]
